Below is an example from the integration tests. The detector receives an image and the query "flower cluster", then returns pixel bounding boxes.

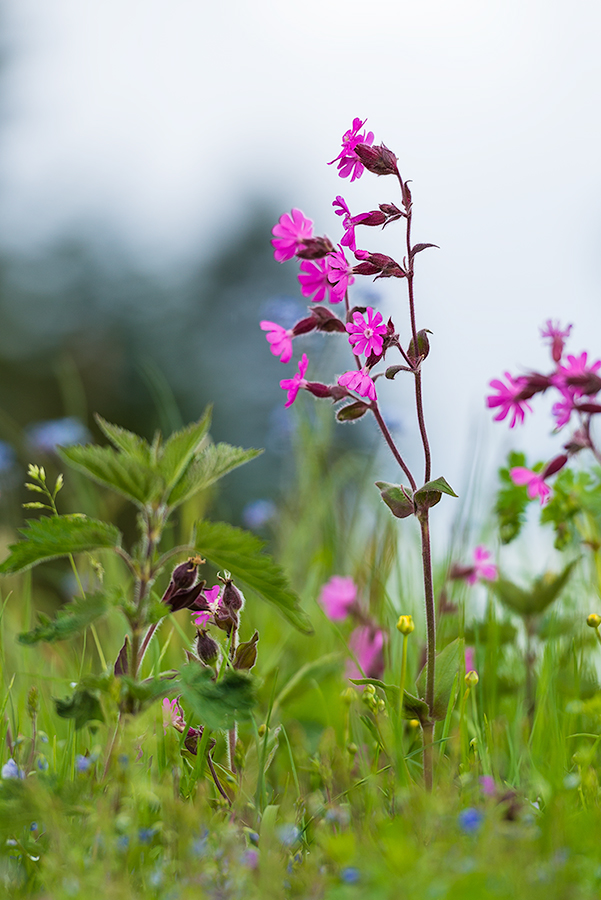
[487,322,601,502]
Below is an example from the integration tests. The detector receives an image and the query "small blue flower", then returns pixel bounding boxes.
[37,757,49,771]
[30,822,38,831]
[26,417,90,454]
[341,867,360,884]
[277,824,300,847]
[75,755,91,773]
[0,441,16,474]
[118,754,129,767]
[116,835,130,851]
[458,807,483,833]
[242,499,276,530]
[2,759,24,779]
[138,827,154,844]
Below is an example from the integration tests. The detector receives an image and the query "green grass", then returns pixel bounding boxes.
[3,410,601,899]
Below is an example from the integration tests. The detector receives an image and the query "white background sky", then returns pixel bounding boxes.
[1,0,601,550]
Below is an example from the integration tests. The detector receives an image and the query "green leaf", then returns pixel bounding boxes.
[0,515,122,575]
[376,482,414,518]
[94,414,152,463]
[119,675,176,708]
[414,477,458,512]
[178,664,256,730]
[59,443,157,507]
[416,638,463,720]
[54,689,104,730]
[336,401,369,422]
[495,451,531,544]
[194,519,312,634]
[490,560,577,617]
[167,443,263,509]
[18,592,109,644]
[350,677,430,722]
[158,407,212,492]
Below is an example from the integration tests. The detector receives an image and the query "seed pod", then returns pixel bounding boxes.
[222,579,245,613]
[196,629,220,665]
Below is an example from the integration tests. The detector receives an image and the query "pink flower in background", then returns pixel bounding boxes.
[318,575,357,620]
[486,372,532,428]
[271,209,314,262]
[467,546,497,585]
[346,307,387,358]
[480,775,496,797]
[327,247,354,298]
[551,394,575,428]
[260,321,293,363]
[540,320,572,363]
[338,367,377,402]
[280,354,309,407]
[347,627,385,679]
[510,466,551,504]
[465,646,476,672]
[162,698,185,735]
[329,118,375,182]
[554,352,601,396]
[298,257,344,304]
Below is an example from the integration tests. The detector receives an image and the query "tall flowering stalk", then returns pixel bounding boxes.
[263,120,458,788]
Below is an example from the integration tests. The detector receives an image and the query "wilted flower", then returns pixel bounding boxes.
[318,576,357,620]
[271,209,314,262]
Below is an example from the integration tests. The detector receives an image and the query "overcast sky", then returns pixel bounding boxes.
[1,0,601,547]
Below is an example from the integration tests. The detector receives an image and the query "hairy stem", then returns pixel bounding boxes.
[371,402,417,492]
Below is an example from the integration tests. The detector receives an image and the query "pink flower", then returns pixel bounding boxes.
[338,367,376,402]
[318,575,357,620]
[554,352,601,396]
[193,611,211,628]
[260,321,293,363]
[510,466,551,504]
[486,372,532,428]
[271,209,313,263]
[551,394,575,428]
[465,647,476,672]
[540,319,572,363]
[332,196,369,253]
[480,775,496,797]
[346,307,387,358]
[467,546,497,586]
[280,354,309,407]
[329,118,375,182]
[162,698,185,735]
[347,626,385,680]
[298,257,345,304]
[326,247,354,298]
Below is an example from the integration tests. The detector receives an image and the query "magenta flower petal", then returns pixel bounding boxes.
[486,372,532,428]
[260,320,293,363]
[345,307,387,358]
[271,209,314,262]
[329,119,375,182]
[338,367,376,401]
[346,626,385,680]
[298,257,345,304]
[318,575,357,620]
[280,354,309,407]
[510,466,551,504]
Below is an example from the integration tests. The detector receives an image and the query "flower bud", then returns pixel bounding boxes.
[465,670,479,688]
[347,742,358,755]
[295,236,334,259]
[222,578,245,612]
[340,687,355,705]
[409,719,420,729]
[196,629,220,665]
[214,606,238,635]
[353,142,399,177]
[172,557,201,590]
[587,613,601,628]
[305,381,334,399]
[258,724,267,737]
[396,615,415,635]
[541,454,568,479]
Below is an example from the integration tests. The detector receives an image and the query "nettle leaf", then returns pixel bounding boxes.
[167,443,262,509]
[416,638,463,721]
[59,443,157,508]
[0,515,122,575]
[54,689,104,730]
[18,592,109,645]
[376,482,414,518]
[119,675,175,708]
[490,560,577,618]
[194,519,312,634]
[95,415,152,464]
[489,577,532,616]
[158,408,212,492]
[178,664,256,730]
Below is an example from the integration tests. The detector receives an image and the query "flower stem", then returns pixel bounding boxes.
[371,402,417,492]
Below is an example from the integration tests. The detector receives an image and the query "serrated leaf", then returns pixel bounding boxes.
[194,519,312,634]
[119,675,175,708]
[18,592,108,644]
[167,443,262,509]
[495,451,530,543]
[178,664,256,730]
[59,443,157,507]
[416,638,463,720]
[158,407,212,492]
[94,414,152,463]
[336,401,369,422]
[0,515,122,575]
[233,631,259,670]
[54,689,104,730]
[376,482,414,518]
